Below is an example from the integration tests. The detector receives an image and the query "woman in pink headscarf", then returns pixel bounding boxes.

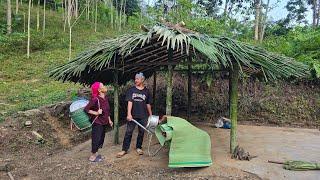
[84,82,113,162]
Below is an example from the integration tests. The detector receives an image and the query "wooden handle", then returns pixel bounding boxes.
[268,160,284,164]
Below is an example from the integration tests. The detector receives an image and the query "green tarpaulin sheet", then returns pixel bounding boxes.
[155,116,212,168]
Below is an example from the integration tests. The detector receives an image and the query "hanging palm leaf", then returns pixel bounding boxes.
[268,160,320,171]
[283,160,320,171]
[49,23,309,86]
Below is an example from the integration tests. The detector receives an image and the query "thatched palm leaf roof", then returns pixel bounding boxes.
[50,24,308,85]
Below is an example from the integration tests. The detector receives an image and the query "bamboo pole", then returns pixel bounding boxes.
[187,56,192,119]
[166,48,173,116]
[153,71,157,114]
[229,64,239,153]
[113,69,119,144]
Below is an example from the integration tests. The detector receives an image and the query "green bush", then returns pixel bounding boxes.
[263,27,320,79]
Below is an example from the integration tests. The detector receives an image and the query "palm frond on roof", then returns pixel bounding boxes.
[50,24,309,85]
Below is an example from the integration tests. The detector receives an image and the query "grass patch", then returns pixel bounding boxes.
[0,2,138,120]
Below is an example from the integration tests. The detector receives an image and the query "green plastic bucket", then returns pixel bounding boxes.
[70,108,92,130]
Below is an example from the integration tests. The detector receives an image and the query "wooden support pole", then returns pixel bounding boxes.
[153,71,157,114]
[113,70,119,144]
[187,57,192,119]
[166,48,173,116]
[229,64,239,153]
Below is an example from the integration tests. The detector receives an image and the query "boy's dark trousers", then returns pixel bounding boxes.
[91,123,107,153]
[122,118,147,152]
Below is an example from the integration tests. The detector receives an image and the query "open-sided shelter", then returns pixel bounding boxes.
[50,23,308,153]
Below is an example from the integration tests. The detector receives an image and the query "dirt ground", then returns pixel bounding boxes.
[210,125,320,180]
[1,111,320,180]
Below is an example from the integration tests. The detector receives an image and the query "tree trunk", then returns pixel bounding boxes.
[110,0,113,28]
[75,0,78,17]
[64,0,67,32]
[94,0,97,32]
[7,0,12,35]
[162,0,166,17]
[62,1,65,21]
[37,0,40,31]
[227,1,234,18]
[119,0,123,31]
[224,0,229,17]
[86,0,89,20]
[229,64,239,153]
[27,0,31,58]
[87,0,90,20]
[259,0,270,42]
[69,27,72,60]
[65,0,68,20]
[115,0,118,29]
[15,0,18,14]
[68,0,72,60]
[140,0,142,22]
[23,12,26,33]
[91,0,95,21]
[123,0,126,27]
[254,0,261,41]
[312,0,317,27]
[43,0,46,36]
[317,0,320,26]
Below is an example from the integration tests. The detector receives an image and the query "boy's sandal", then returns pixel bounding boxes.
[136,148,144,155]
[89,155,103,162]
[116,151,127,158]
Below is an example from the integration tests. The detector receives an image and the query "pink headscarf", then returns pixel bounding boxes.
[91,82,101,98]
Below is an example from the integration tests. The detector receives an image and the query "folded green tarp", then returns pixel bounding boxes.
[155,116,212,168]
